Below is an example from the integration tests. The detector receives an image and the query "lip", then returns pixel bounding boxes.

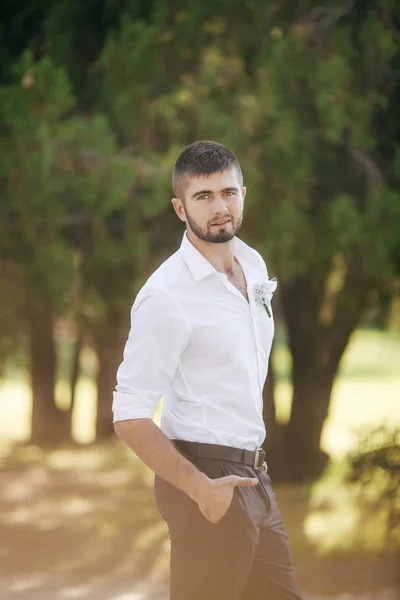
[211,219,232,226]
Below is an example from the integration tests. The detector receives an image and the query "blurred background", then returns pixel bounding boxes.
[0,1,399,599]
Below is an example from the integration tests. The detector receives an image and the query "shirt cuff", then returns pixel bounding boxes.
[112,390,158,422]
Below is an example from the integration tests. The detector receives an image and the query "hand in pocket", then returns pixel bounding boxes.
[196,474,258,524]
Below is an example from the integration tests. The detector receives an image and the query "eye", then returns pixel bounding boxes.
[224,191,235,196]
[198,194,211,200]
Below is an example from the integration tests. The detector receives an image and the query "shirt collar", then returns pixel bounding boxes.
[179,231,260,282]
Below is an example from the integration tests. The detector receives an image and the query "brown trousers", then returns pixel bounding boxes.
[154,455,304,600]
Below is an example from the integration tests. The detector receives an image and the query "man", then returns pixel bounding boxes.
[113,141,303,600]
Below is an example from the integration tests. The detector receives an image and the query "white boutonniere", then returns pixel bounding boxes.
[253,277,278,318]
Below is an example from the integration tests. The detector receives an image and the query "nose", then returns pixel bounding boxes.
[211,194,229,214]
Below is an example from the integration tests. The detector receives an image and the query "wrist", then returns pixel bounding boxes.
[185,470,212,504]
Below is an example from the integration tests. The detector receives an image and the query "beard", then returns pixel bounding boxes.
[185,210,243,244]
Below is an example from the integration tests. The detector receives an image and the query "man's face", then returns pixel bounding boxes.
[172,168,246,244]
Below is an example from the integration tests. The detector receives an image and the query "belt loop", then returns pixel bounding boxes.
[195,442,199,458]
[241,449,246,464]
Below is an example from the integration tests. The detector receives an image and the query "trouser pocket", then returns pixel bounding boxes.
[154,460,240,542]
[154,474,214,542]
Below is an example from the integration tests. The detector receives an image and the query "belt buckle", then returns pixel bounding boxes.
[253,448,264,470]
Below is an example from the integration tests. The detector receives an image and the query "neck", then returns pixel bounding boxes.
[186,229,236,275]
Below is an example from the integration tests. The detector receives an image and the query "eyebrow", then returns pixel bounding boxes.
[191,187,240,199]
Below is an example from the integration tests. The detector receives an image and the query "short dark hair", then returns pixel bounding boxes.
[172,140,243,200]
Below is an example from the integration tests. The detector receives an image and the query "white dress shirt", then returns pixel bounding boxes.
[112,232,275,450]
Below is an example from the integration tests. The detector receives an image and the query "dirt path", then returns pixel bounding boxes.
[2,576,399,600]
[2,576,166,599]
[1,444,398,600]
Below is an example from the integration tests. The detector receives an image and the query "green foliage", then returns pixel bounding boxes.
[0,52,74,129]
[1,1,398,322]
[0,53,75,303]
[346,426,400,547]
[1,0,399,454]
[0,51,142,328]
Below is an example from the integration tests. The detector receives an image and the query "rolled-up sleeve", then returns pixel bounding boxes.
[112,288,190,422]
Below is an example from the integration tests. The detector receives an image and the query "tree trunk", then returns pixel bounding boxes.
[266,258,370,482]
[262,347,288,475]
[93,311,128,440]
[28,295,72,445]
[70,327,83,415]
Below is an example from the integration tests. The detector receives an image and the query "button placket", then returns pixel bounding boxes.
[217,263,264,398]
[241,270,264,399]
[249,289,266,397]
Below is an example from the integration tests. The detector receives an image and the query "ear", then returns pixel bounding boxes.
[242,186,247,201]
[171,197,187,222]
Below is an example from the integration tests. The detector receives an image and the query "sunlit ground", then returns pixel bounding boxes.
[0,329,399,598]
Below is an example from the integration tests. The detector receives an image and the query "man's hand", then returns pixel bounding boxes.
[114,420,259,525]
[194,474,259,524]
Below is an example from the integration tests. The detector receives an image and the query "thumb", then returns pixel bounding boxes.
[231,476,259,488]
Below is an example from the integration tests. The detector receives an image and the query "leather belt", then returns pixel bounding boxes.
[172,440,267,471]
